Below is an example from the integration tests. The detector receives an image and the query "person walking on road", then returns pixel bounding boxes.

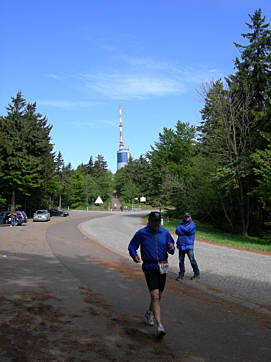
[175,212,200,281]
[128,211,175,338]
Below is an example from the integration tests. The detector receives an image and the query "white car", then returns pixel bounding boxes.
[33,210,50,222]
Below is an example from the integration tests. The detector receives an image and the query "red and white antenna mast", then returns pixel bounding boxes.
[119,104,124,147]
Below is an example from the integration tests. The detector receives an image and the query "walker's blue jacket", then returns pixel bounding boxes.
[176,219,196,250]
[128,224,175,271]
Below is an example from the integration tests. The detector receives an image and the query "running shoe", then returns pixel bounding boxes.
[176,275,184,281]
[191,274,200,280]
[157,324,166,338]
[145,309,154,326]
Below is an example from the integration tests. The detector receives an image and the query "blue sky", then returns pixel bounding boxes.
[2,0,271,172]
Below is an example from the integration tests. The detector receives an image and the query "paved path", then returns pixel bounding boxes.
[0,211,271,361]
[81,211,271,314]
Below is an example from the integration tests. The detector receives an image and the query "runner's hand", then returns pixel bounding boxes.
[134,256,141,263]
[168,243,174,251]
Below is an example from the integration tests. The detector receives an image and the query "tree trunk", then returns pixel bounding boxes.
[239,181,249,236]
[245,183,250,235]
[217,190,234,231]
[11,190,15,212]
[58,193,62,209]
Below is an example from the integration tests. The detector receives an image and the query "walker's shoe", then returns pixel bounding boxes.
[176,275,184,281]
[145,309,154,326]
[156,324,166,338]
[191,275,200,280]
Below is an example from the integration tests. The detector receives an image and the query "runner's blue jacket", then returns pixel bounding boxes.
[128,224,175,271]
[176,219,196,250]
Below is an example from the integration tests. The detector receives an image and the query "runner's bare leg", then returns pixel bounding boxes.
[149,289,161,325]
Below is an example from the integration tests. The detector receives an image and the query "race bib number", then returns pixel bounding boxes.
[158,261,169,274]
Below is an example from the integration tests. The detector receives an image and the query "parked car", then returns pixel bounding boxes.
[49,209,69,217]
[0,211,11,224]
[16,212,23,226]
[16,211,28,226]
[33,210,50,222]
[18,211,28,224]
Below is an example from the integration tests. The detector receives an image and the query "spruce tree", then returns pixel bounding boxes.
[229,9,271,138]
[86,155,94,174]
[93,154,108,177]
[0,91,55,212]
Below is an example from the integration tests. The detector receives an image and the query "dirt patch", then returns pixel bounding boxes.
[0,289,63,360]
[0,287,118,361]
[80,286,178,361]
[80,286,114,318]
[0,284,180,361]
[86,255,144,282]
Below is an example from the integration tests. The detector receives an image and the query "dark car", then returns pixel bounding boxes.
[18,211,28,223]
[0,211,11,224]
[0,211,23,225]
[16,211,28,225]
[49,209,69,217]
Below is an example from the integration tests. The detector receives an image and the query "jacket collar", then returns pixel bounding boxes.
[146,223,163,233]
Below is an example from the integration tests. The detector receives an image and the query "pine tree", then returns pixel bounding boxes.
[229,9,271,136]
[0,91,55,212]
[93,154,108,177]
[86,155,94,174]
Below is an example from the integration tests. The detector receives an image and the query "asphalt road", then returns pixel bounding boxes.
[0,211,270,361]
[82,211,271,315]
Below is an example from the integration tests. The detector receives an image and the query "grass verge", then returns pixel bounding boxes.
[144,216,271,252]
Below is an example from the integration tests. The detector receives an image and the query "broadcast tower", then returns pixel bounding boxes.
[117,105,130,170]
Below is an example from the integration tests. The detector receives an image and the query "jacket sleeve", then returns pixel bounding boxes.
[179,222,195,236]
[166,231,175,255]
[128,231,141,259]
[175,221,183,235]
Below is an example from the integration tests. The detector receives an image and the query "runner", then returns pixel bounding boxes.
[128,211,175,337]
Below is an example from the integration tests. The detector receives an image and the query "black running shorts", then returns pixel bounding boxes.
[144,270,166,292]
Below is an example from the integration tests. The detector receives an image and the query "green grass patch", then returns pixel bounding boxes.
[144,216,271,252]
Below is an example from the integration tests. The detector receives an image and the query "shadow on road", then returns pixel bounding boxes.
[0,249,178,361]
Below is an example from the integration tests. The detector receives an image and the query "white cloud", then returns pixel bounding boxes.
[81,72,185,100]
[77,54,220,100]
[44,55,222,102]
[100,45,117,52]
[112,55,170,71]
[38,100,98,108]
[70,121,96,128]
[47,73,63,80]
[100,119,118,126]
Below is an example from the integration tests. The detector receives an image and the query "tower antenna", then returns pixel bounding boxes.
[119,104,124,147]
